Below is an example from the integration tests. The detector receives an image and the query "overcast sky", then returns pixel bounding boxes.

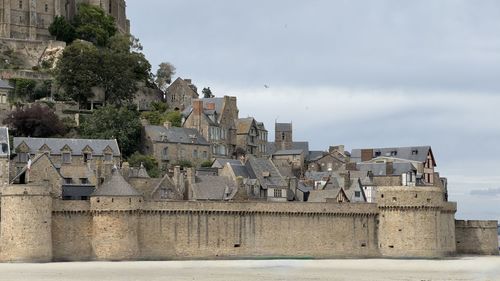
[127,0,500,220]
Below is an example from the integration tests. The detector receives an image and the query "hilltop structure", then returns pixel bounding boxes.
[0,0,129,41]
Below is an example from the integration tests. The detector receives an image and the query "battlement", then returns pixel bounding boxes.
[1,183,51,197]
[376,186,444,208]
[456,220,498,229]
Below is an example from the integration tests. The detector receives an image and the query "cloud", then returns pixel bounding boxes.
[470,188,500,197]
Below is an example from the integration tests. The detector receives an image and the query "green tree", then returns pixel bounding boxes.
[79,105,142,158]
[155,62,176,91]
[48,16,76,43]
[72,3,117,46]
[55,41,99,106]
[127,152,160,178]
[165,111,182,127]
[202,87,213,98]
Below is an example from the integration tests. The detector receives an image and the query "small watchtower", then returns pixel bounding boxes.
[275,123,293,151]
[90,167,142,261]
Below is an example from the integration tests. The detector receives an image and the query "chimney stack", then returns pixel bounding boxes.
[193,100,204,116]
[163,121,172,129]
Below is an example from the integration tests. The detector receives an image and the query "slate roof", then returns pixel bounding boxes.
[0,79,13,89]
[351,146,433,164]
[266,141,310,156]
[245,156,287,189]
[14,137,121,156]
[308,188,343,203]
[129,164,150,178]
[91,168,141,197]
[309,150,326,162]
[236,117,255,134]
[275,123,292,132]
[192,175,237,200]
[231,164,251,178]
[212,158,242,169]
[356,162,416,176]
[273,149,304,156]
[144,126,210,145]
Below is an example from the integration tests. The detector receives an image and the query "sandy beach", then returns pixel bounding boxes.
[0,257,499,281]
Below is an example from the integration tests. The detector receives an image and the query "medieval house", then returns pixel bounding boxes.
[235,117,268,157]
[142,123,211,171]
[165,77,199,111]
[182,96,238,158]
[12,137,120,187]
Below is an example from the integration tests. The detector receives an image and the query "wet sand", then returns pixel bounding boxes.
[0,257,499,281]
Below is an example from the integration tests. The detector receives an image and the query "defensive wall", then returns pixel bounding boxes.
[0,184,498,262]
[455,220,499,255]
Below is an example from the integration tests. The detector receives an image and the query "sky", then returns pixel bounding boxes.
[127,0,500,220]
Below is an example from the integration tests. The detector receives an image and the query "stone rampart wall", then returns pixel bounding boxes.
[456,220,499,256]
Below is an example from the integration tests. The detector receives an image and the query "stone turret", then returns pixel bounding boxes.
[376,186,455,258]
[90,167,142,261]
[0,183,53,262]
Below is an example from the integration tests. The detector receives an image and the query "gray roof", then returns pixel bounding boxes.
[129,164,150,178]
[0,79,13,89]
[275,123,292,132]
[212,158,242,169]
[266,141,310,157]
[246,156,287,189]
[231,164,251,178]
[273,149,304,156]
[309,150,326,161]
[356,162,416,176]
[14,137,121,156]
[192,175,237,200]
[144,126,210,145]
[91,169,141,197]
[308,188,343,203]
[351,146,433,164]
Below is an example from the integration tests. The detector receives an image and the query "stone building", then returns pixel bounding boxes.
[142,123,211,170]
[165,77,199,111]
[12,137,120,186]
[350,146,437,185]
[0,127,10,187]
[308,146,347,172]
[0,0,129,41]
[0,79,12,104]
[182,96,238,158]
[235,117,268,157]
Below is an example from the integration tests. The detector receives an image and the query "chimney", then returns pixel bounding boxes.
[193,99,203,115]
[121,162,130,179]
[186,167,195,186]
[173,165,181,187]
[361,149,374,162]
[163,121,172,129]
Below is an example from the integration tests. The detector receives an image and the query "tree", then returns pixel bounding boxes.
[48,16,76,43]
[79,105,142,158]
[72,3,117,46]
[3,104,66,137]
[55,40,99,106]
[202,87,214,98]
[127,152,160,178]
[165,111,182,127]
[155,62,176,91]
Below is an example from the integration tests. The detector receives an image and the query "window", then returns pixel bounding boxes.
[281,132,286,141]
[375,151,381,157]
[44,4,48,12]
[274,189,282,198]
[412,149,418,155]
[355,191,361,198]
[62,152,71,163]
[19,0,22,9]
[202,151,208,159]
[390,150,397,156]
[18,153,28,163]
[80,178,89,185]
[83,153,92,163]
[109,2,112,13]
[64,178,73,185]
[104,153,112,162]
[193,149,198,158]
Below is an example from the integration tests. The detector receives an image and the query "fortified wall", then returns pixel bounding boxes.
[0,182,498,262]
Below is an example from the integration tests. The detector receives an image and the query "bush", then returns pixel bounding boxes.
[127,152,160,178]
[174,160,193,169]
[200,160,214,168]
[3,104,66,137]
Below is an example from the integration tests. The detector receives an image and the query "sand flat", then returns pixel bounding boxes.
[0,257,499,281]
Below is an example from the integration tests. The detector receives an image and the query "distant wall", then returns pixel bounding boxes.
[456,220,499,255]
[137,202,380,260]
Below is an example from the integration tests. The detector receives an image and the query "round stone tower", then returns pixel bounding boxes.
[377,186,447,258]
[90,167,142,261]
[0,184,53,262]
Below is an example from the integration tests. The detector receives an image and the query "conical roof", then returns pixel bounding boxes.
[91,167,141,197]
[136,163,150,178]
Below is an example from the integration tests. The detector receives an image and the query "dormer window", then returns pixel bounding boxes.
[83,152,92,163]
[1,143,8,154]
[375,151,381,157]
[62,152,71,164]
[412,149,418,155]
[104,153,112,162]
[18,152,29,163]
[390,151,398,156]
